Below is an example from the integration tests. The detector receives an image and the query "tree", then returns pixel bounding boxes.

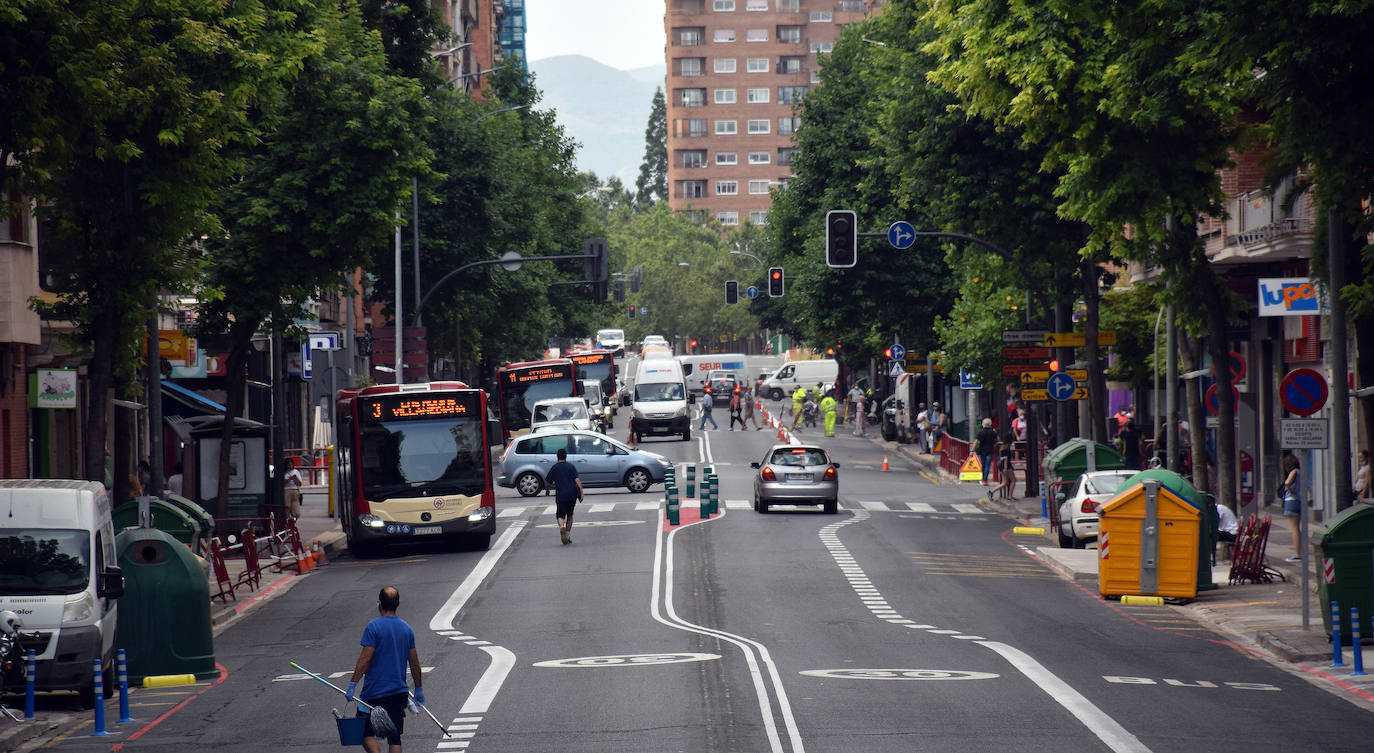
[635,88,668,207]
[8,0,293,489]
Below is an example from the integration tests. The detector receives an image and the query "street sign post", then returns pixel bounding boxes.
[1047,372,1078,401]
[1280,418,1329,449]
[887,221,916,250]
[746,285,760,299]
[889,343,906,362]
[959,371,982,390]
[1279,368,1328,416]
[1020,369,1086,384]
[1205,383,1240,416]
[1003,330,1049,343]
[302,332,340,380]
[1043,331,1117,347]
[889,361,905,377]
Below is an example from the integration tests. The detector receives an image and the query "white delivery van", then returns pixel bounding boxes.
[595,328,626,356]
[629,359,693,441]
[0,480,124,708]
[677,353,747,395]
[761,359,840,400]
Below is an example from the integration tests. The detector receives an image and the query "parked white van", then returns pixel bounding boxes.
[677,353,746,395]
[0,480,124,708]
[760,359,840,400]
[629,359,693,441]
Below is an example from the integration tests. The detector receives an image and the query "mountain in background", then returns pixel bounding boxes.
[530,55,666,186]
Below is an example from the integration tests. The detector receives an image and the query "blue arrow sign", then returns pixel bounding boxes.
[959,370,982,390]
[890,344,906,361]
[746,285,760,299]
[1047,372,1077,401]
[888,221,916,250]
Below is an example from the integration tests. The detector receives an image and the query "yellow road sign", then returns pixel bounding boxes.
[1043,331,1117,347]
[1021,369,1086,383]
[1022,388,1049,401]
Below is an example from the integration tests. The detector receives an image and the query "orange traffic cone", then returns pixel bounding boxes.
[313,541,327,566]
[882,456,890,471]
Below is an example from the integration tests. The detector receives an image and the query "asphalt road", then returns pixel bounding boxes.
[30,415,1372,752]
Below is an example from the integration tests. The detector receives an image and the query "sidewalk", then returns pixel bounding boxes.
[887,438,1374,701]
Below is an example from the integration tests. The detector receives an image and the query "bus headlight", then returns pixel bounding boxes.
[468,507,493,523]
[359,514,386,528]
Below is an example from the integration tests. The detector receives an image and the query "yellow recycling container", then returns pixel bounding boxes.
[1098,478,1202,600]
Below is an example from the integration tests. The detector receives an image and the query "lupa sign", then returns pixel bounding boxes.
[1257,277,1328,317]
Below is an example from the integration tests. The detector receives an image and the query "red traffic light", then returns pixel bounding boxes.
[1048,359,1060,372]
[690,339,698,347]
[884,347,893,359]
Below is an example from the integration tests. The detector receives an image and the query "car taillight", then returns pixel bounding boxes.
[822,466,837,482]
[761,466,776,481]
[1081,498,1098,513]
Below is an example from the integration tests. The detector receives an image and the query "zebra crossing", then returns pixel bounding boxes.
[495,500,993,516]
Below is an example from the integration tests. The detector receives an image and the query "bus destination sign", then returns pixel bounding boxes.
[507,365,573,384]
[365,393,480,421]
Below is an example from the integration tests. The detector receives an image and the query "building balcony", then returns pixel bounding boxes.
[1207,185,1315,265]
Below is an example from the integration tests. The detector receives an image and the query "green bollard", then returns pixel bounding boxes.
[666,484,680,526]
[708,473,719,515]
[686,464,696,500]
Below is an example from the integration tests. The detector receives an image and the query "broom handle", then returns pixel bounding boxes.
[408,693,450,737]
[290,662,377,713]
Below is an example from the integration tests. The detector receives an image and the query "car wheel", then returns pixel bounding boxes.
[624,467,651,493]
[1057,527,1073,548]
[1072,534,1088,550]
[682,427,691,441]
[753,495,761,512]
[515,471,544,497]
[824,498,838,514]
[758,497,769,513]
[771,388,783,401]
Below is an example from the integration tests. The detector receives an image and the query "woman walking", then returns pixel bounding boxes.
[1281,453,1302,561]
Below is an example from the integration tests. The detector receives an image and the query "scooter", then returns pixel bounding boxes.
[1,611,41,721]
[802,398,819,428]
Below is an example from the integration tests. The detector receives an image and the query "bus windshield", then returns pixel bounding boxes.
[0,529,90,595]
[358,415,486,499]
[501,375,576,433]
[571,352,616,399]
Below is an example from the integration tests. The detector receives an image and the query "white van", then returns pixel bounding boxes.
[595,328,626,355]
[677,353,746,395]
[761,359,840,400]
[0,480,124,708]
[629,359,693,441]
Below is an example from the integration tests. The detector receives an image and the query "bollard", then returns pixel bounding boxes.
[666,484,680,526]
[25,649,35,719]
[707,473,719,515]
[702,475,713,519]
[1332,601,1346,667]
[1353,607,1366,676]
[686,465,696,500]
[90,658,110,735]
[117,648,134,722]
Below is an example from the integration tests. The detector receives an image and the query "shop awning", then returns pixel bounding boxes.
[161,380,225,419]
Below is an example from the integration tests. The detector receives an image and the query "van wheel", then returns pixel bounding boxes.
[624,468,652,493]
[515,471,544,497]
[771,388,783,401]
[682,428,691,441]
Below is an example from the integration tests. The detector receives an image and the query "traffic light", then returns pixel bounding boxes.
[768,267,784,297]
[584,237,608,301]
[1048,359,1060,372]
[628,304,637,320]
[690,339,698,349]
[613,278,625,302]
[884,347,893,359]
[825,209,857,268]
[725,280,739,305]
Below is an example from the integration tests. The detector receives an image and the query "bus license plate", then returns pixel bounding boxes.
[414,526,442,536]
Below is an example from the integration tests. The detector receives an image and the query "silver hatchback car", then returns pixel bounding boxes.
[751,444,840,514]
[498,429,669,497]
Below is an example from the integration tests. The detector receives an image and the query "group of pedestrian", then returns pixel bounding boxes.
[914,402,947,453]
[698,382,764,431]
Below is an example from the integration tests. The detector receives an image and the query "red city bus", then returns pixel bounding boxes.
[569,350,617,403]
[495,359,578,441]
[335,382,496,554]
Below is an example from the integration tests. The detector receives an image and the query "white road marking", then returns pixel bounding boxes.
[635,501,660,510]
[951,503,988,514]
[726,499,751,509]
[904,502,936,513]
[859,501,889,511]
[587,503,616,513]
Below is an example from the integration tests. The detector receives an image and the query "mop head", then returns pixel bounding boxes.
[367,704,398,740]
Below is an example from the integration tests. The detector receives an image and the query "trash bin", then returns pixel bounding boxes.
[1098,476,1203,600]
[1043,438,1127,488]
[115,528,219,683]
[113,497,202,550]
[1120,469,1218,592]
[1312,501,1374,644]
[162,493,215,551]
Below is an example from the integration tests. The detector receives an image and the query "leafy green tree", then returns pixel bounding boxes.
[635,88,668,207]
[7,0,292,486]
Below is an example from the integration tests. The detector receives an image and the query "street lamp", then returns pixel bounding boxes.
[474,103,531,123]
[431,42,473,58]
[678,262,690,268]
[730,249,764,265]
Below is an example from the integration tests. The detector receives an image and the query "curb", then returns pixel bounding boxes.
[0,714,72,753]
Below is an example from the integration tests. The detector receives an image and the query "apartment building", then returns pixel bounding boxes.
[664,0,880,226]
[498,0,527,64]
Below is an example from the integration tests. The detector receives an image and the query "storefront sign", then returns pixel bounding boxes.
[1257,278,1328,316]
[36,369,78,408]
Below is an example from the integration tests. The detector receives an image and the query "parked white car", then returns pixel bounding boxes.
[1056,470,1139,548]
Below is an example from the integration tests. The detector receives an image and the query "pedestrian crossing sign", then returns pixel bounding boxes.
[959,455,983,481]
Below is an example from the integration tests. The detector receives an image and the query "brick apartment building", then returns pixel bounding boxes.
[664,0,881,226]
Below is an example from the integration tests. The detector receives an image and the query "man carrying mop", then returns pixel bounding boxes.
[347,586,423,753]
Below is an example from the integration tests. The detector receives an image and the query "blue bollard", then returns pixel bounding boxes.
[25,649,35,719]
[117,648,134,722]
[90,658,110,735]
[1352,608,1366,676]
[1331,602,1346,668]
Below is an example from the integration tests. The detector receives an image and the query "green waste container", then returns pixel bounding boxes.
[1119,469,1218,593]
[162,493,215,550]
[1312,502,1374,645]
[115,528,219,682]
[1043,438,1127,487]
[113,498,201,550]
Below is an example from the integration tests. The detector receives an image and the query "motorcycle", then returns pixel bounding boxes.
[802,398,819,428]
[1,610,40,720]
[881,396,902,442]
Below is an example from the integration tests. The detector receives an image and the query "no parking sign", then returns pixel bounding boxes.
[1279,368,1328,416]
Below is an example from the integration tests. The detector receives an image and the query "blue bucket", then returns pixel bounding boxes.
[336,714,367,746]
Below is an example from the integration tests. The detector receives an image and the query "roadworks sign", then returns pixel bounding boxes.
[959,455,983,481]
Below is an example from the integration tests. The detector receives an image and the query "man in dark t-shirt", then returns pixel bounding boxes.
[546,448,584,545]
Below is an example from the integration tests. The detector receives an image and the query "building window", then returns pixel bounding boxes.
[747,119,770,134]
[809,10,832,22]
[714,88,737,104]
[688,118,707,137]
[714,0,735,9]
[677,57,704,76]
[680,150,707,168]
[777,116,800,135]
[680,180,706,199]
[778,86,806,104]
[716,151,738,165]
[715,57,737,73]
[716,180,738,196]
[746,28,768,42]
[714,28,735,43]
[746,87,770,103]
[749,210,769,225]
[775,0,800,11]
[840,0,864,10]
[748,179,770,194]
[810,69,821,84]
[777,25,802,44]
[677,27,704,46]
[715,119,738,134]
[778,147,798,165]
[680,88,706,107]
[809,41,833,54]
[778,55,804,74]
[746,57,769,72]
[749,150,771,164]
[717,211,740,226]
[747,0,769,9]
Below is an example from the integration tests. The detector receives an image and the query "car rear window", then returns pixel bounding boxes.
[1085,474,1133,495]
[771,449,828,466]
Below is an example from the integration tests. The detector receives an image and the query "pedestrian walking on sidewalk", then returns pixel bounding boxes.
[347,585,423,753]
[699,390,719,430]
[852,390,867,436]
[284,457,304,520]
[1354,449,1369,503]
[974,418,997,486]
[994,433,1016,500]
[728,391,745,430]
[1280,453,1302,561]
[547,448,584,544]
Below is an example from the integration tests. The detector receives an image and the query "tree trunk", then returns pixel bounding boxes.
[1178,336,1210,493]
[215,320,258,520]
[83,310,118,486]
[1083,256,1107,443]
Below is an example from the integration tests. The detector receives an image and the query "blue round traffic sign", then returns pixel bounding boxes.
[1047,372,1077,401]
[888,221,916,250]
[746,286,760,299]
[1279,368,1327,416]
[889,344,906,361]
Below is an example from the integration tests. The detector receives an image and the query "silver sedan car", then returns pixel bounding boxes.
[751,444,840,514]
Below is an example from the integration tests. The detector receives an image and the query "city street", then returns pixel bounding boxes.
[19,420,1371,753]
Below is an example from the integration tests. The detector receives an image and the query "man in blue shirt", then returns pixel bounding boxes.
[347,586,422,752]
[546,447,584,545]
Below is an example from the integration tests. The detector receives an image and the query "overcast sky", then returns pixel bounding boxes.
[525,0,666,70]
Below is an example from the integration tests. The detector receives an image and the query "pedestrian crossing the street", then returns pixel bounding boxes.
[495,500,993,516]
